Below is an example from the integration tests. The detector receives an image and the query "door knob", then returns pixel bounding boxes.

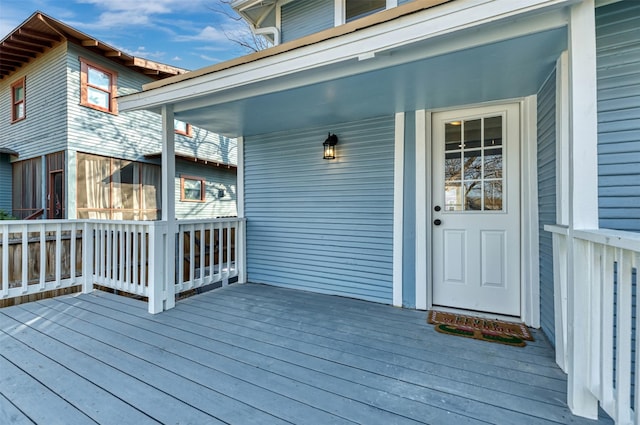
[434,219,442,226]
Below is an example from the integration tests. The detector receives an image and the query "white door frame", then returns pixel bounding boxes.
[415,96,540,327]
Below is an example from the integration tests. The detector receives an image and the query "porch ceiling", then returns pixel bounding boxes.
[173,27,566,138]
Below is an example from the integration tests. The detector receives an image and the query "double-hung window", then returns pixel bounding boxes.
[181,176,205,202]
[11,77,26,122]
[80,58,118,113]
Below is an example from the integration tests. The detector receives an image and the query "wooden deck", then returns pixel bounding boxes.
[0,283,613,425]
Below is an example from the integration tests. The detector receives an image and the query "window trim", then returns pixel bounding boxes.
[11,77,26,123]
[174,120,193,137]
[79,57,118,114]
[335,0,392,26]
[180,175,206,202]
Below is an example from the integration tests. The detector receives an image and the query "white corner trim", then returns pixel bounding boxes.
[334,0,345,26]
[393,112,405,307]
[66,150,77,219]
[415,109,428,310]
[556,51,570,226]
[387,0,398,8]
[237,136,245,218]
[521,95,540,327]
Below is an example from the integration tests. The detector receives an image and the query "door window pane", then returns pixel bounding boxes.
[442,114,505,212]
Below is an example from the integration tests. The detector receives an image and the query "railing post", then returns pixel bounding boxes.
[238,218,247,284]
[148,222,165,314]
[551,231,568,372]
[164,222,176,310]
[82,221,94,294]
[567,236,598,419]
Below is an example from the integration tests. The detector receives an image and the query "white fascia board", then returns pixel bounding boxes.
[119,0,573,113]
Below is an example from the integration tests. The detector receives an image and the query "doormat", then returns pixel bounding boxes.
[427,310,533,347]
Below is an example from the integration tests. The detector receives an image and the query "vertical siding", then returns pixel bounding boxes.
[281,0,334,43]
[175,161,237,219]
[0,43,68,160]
[537,69,557,344]
[244,116,395,303]
[596,1,640,232]
[0,154,12,214]
[66,44,236,166]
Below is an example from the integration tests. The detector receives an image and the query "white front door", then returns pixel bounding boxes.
[432,103,521,317]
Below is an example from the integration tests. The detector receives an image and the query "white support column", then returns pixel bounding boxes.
[66,150,77,219]
[415,110,428,310]
[236,136,247,284]
[41,155,46,219]
[392,112,404,307]
[161,105,176,311]
[556,51,570,226]
[566,0,599,419]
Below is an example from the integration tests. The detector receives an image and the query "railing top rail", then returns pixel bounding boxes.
[544,224,569,236]
[545,224,640,252]
[573,228,640,252]
[177,217,245,225]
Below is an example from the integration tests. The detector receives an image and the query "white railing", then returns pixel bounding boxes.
[0,220,83,300]
[176,218,243,294]
[546,225,640,424]
[1,218,246,314]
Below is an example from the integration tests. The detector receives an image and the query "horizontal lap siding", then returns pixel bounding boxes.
[66,45,235,166]
[175,161,237,219]
[537,69,557,345]
[281,0,334,43]
[0,43,68,160]
[244,116,395,303]
[596,2,640,232]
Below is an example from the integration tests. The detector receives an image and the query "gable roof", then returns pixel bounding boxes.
[0,11,188,80]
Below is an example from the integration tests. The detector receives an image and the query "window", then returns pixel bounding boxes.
[346,0,386,22]
[76,153,161,220]
[181,176,205,202]
[80,58,118,113]
[174,119,193,137]
[12,157,42,219]
[11,77,26,122]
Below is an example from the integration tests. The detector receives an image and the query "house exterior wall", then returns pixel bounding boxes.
[244,116,395,303]
[537,69,557,344]
[65,44,235,166]
[0,42,68,160]
[175,161,237,219]
[596,1,640,233]
[281,0,334,43]
[0,154,12,214]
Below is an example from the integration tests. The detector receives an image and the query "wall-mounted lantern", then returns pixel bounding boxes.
[323,133,339,160]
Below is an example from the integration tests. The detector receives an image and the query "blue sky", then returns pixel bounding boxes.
[0,0,254,70]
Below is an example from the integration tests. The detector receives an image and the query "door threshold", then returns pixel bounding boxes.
[430,305,523,324]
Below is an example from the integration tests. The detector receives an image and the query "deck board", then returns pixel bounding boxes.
[0,283,614,425]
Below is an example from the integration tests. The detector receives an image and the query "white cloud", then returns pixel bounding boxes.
[175,25,228,43]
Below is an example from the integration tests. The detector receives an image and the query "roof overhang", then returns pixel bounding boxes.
[0,148,19,156]
[0,12,188,80]
[145,152,237,170]
[119,0,574,138]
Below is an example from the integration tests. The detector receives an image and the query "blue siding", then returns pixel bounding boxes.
[596,1,640,405]
[281,0,334,43]
[0,154,12,213]
[402,112,416,308]
[66,45,236,166]
[0,43,68,160]
[398,0,414,5]
[244,116,395,303]
[175,161,237,219]
[596,1,640,232]
[537,69,557,344]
